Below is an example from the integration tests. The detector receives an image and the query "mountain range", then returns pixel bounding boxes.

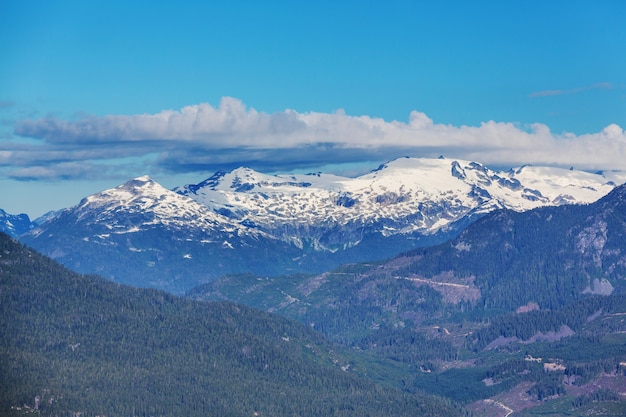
[4,156,626,415]
[16,157,626,293]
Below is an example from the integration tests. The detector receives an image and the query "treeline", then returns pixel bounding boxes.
[0,233,466,417]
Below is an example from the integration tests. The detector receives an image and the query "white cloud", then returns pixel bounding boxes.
[6,97,626,180]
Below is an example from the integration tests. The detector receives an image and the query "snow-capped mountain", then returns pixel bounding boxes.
[21,176,303,292]
[20,157,626,293]
[175,157,624,251]
[66,175,249,235]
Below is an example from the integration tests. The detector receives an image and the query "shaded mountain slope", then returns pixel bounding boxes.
[394,183,626,311]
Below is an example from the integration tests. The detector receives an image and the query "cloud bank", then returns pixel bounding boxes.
[4,97,626,181]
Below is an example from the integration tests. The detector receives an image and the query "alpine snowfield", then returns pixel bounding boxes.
[176,157,625,247]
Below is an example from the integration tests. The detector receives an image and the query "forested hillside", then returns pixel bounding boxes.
[0,233,464,417]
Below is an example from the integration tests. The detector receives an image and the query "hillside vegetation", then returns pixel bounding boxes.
[0,233,464,417]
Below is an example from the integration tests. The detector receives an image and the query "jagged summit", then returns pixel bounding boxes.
[24,157,626,242]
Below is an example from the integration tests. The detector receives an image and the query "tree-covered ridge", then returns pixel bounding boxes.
[0,233,464,417]
[399,184,626,311]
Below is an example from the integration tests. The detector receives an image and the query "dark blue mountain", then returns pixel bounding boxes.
[0,208,34,237]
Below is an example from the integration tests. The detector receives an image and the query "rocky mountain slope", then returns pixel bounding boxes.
[192,181,626,319]
[20,176,304,292]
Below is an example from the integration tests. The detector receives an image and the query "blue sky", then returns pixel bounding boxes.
[1,0,625,218]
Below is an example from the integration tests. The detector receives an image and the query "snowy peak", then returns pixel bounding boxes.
[79,175,163,210]
[71,175,244,234]
[357,157,621,210]
[171,157,625,250]
[208,167,322,192]
[23,157,626,255]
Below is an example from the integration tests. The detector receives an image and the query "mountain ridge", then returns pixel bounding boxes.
[177,157,624,241]
[18,157,626,292]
